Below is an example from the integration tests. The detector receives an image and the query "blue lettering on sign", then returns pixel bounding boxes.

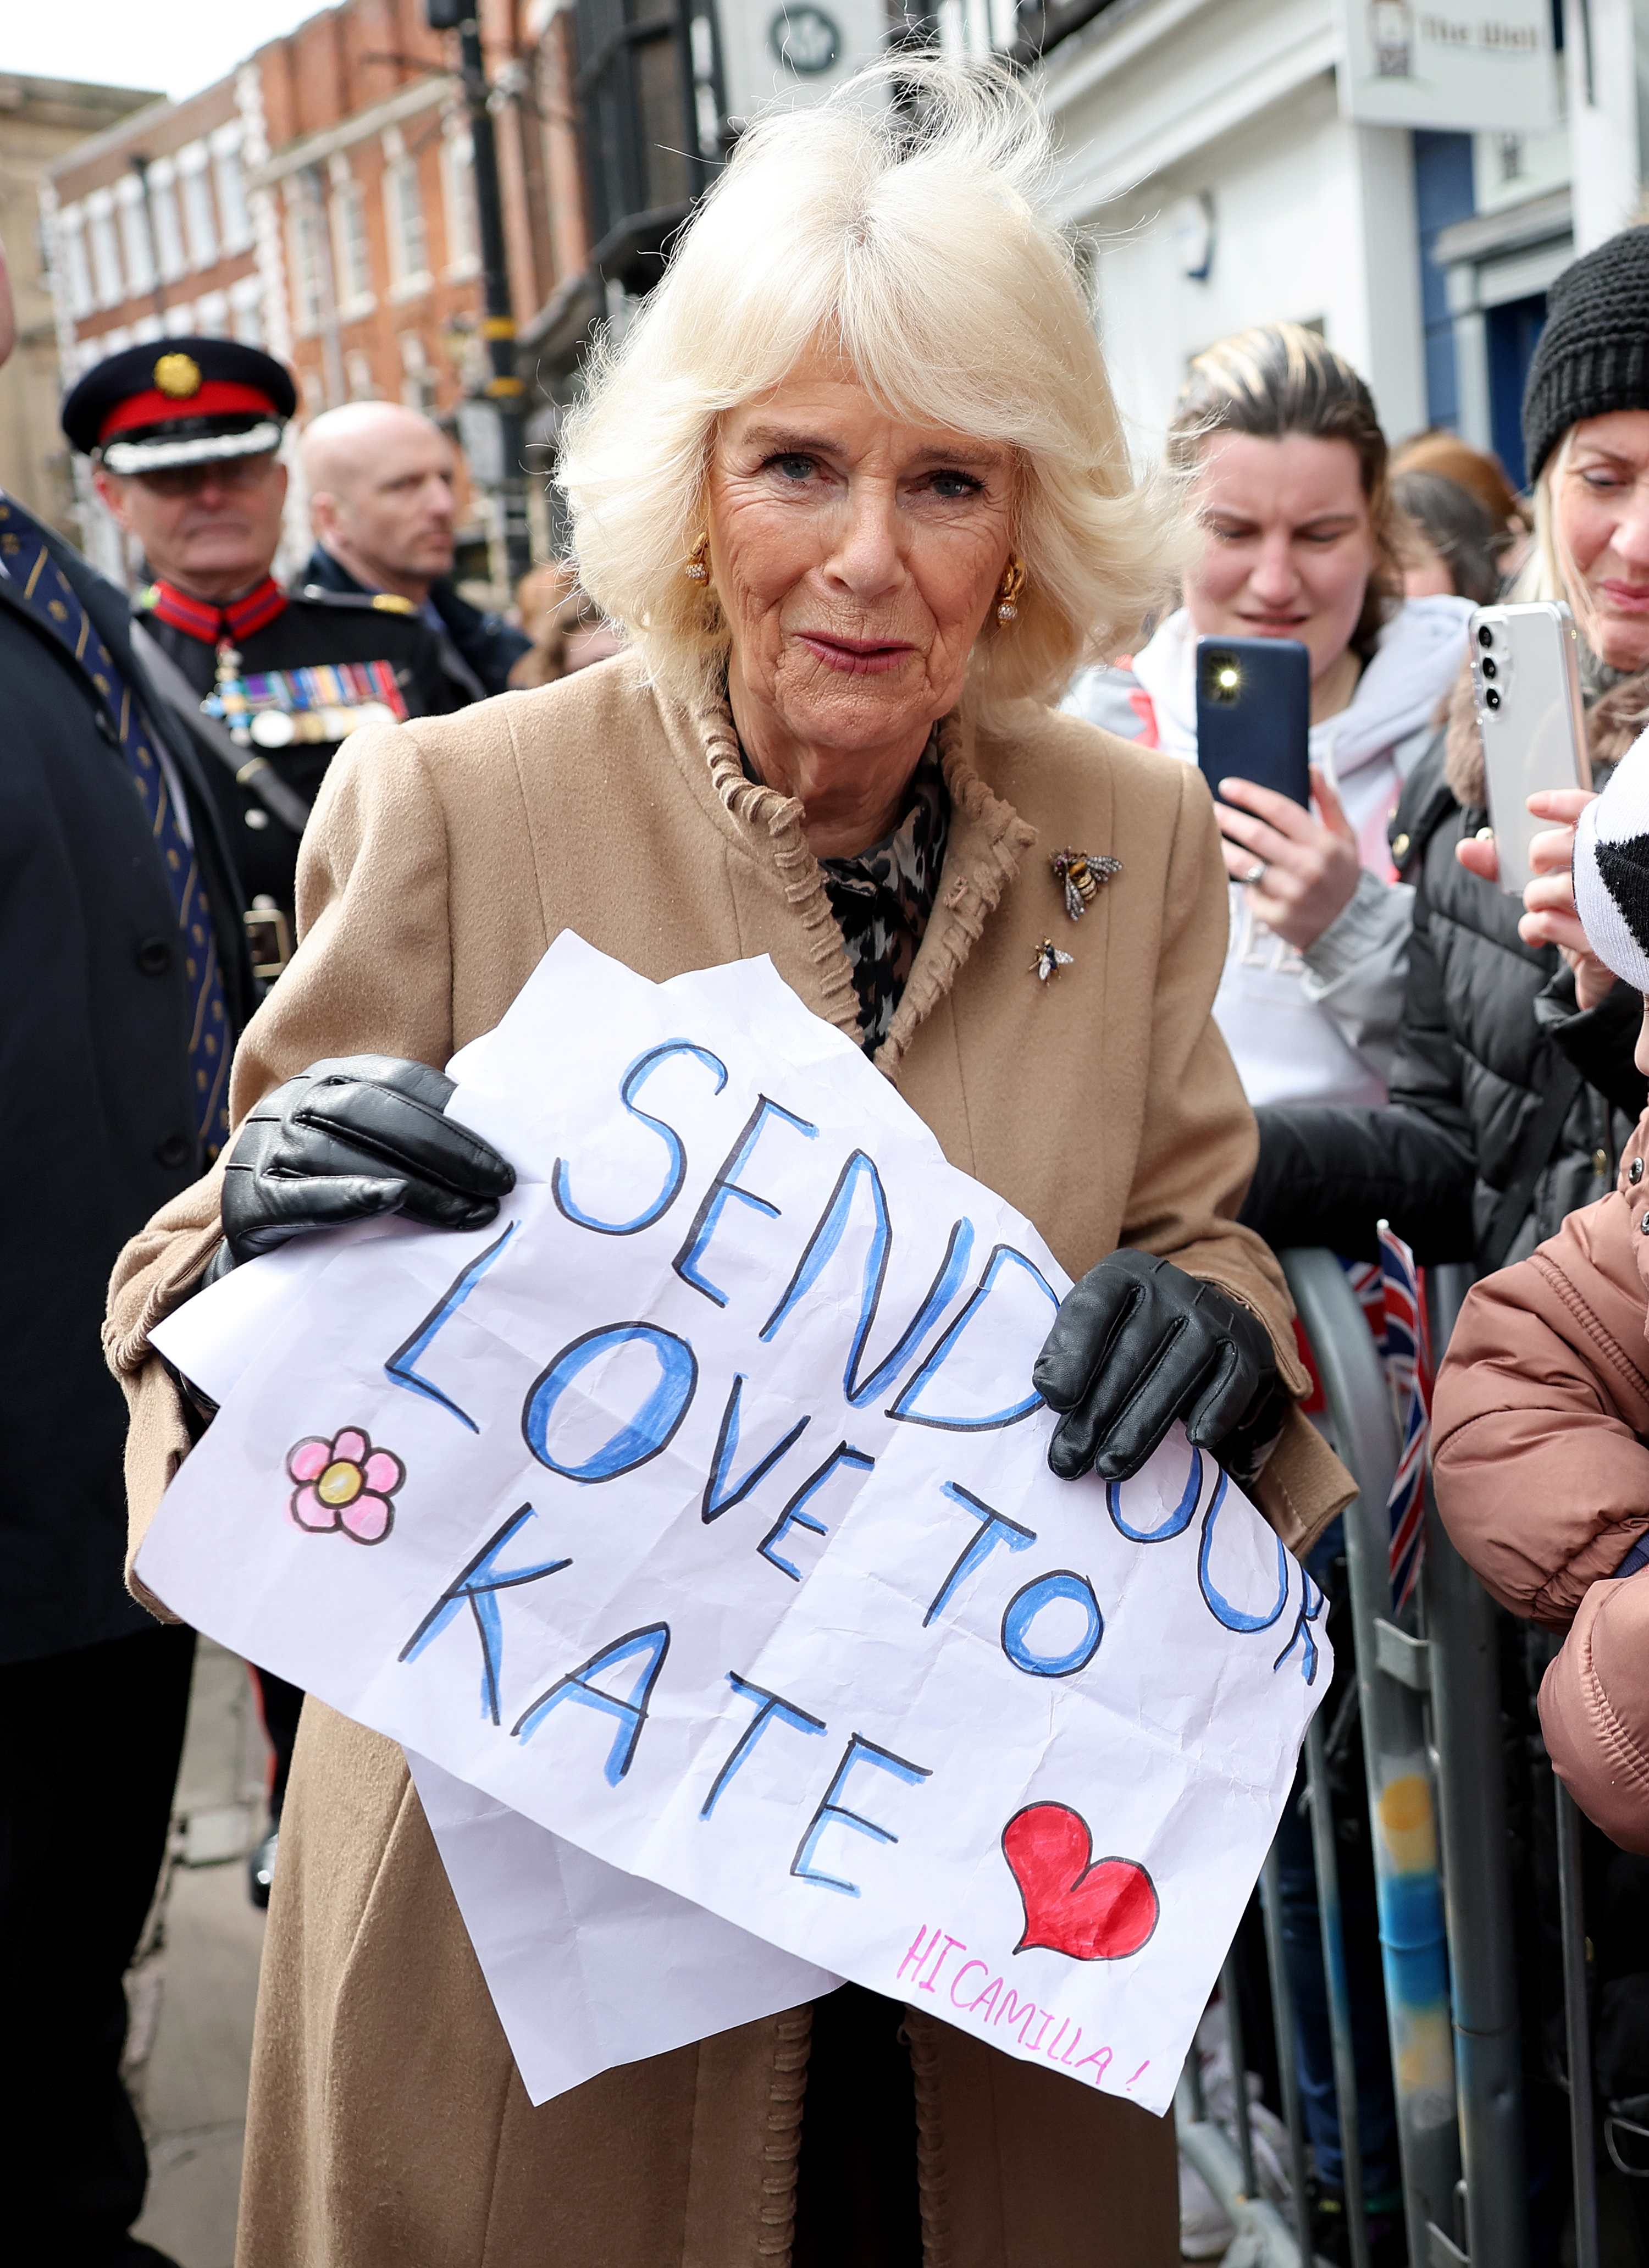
[923,1481,1037,1627]
[700,1374,811,1523]
[552,1041,727,1236]
[887,1243,1060,1431]
[1274,1568,1329,1683]
[757,1442,875,1580]
[1000,1569,1104,1678]
[699,1672,827,1818]
[512,1622,671,1783]
[384,1221,519,1431]
[673,1096,819,1307]
[792,1733,932,1896]
[399,1502,571,1723]
[522,1323,698,1482]
[1197,1468,1290,1633]
[1107,1442,1204,1543]
[760,1149,976,1408]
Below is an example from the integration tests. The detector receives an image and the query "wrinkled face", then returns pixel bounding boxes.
[319,421,458,582]
[705,352,1015,761]
[1183,432,1375,682]
[94,452,286,592]
[1556,411,1649,673]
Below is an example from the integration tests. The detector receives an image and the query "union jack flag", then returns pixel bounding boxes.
[1376,1221,1432,1610]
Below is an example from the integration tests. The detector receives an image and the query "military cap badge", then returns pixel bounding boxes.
[153,352,204,399]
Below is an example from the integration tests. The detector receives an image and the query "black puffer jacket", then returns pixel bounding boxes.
[1240,687,1647,1270]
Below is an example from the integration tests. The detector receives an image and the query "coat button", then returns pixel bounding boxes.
[135,935,173,977]
[1391,832,1410,861]
[1633,1159,1645,1186]
[154,1132,190,1169]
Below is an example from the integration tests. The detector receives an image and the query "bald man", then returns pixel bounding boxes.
[300,400,529,699]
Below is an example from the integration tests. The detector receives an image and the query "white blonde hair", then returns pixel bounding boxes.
[1512,430,1597,631]
[557,59,1182,717]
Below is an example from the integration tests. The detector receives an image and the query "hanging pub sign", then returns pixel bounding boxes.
[1337,0,1557,134]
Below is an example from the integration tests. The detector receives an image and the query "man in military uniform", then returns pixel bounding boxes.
[299,397,530,698]
[63,338,460,977]
[62,337,455,1905]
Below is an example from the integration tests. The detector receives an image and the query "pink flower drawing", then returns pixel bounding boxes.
[285,1428,405,1545]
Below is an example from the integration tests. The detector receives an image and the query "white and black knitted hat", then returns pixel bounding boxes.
[1575,730,1649,992]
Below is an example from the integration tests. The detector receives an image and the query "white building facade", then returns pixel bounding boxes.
[1021,0,1633,486]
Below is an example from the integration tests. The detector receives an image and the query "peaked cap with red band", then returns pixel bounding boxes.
[61,336,297,473]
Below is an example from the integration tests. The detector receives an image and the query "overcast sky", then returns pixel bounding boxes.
[6,2,329,106]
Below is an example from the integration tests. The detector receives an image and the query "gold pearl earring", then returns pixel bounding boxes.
[684,533,710,584]
[997,556,1026,624]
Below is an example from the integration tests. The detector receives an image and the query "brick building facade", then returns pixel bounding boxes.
[43,0,588,587]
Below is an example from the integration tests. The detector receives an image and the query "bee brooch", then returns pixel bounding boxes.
[1050,846,1123,921]
[1031,938,1075,983]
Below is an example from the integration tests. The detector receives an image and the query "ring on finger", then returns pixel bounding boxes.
[1241,860,1268,889]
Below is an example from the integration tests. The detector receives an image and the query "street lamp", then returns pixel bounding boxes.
[427,0,532,590]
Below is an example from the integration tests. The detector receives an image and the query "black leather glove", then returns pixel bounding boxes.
[1032,1248,1287,1485]
[218,1055,516,1265]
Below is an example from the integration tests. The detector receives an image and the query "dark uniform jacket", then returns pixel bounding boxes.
[139,581,457,925]
[0,497,253,1663]
[1240,726,1647,1271]
[302,541,530,699]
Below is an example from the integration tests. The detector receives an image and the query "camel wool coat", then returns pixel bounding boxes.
[106,658,1352,2268]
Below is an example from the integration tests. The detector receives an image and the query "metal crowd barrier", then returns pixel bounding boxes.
[1175,1250,1600,2268]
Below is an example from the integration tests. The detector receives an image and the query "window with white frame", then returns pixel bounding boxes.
[287,195,325,335]
[441,126,479,278]
[345,349,378,400]
[178,146,218,269]
[146,160,188,282]
[381,129,429,296]
[193,290,230,338]
[86,191,123,308]
[211,126,253,252]
[57,207,95,319]
[399,329,438,411]
[230,274,264,344]
[116,176,156,297]
[330,170,374,311]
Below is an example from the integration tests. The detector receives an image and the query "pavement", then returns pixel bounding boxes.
[126,1639,270,2268]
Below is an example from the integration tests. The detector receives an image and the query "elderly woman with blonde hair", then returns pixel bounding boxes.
[107,62,1347,2268]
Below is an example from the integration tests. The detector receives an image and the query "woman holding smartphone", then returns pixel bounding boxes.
[1242,226,1649,1282]
[1069,324,1471,1109]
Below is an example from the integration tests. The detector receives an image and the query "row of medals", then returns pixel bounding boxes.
[207,639,398,750]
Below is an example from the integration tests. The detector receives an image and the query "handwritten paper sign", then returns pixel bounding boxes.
[140,936,1329,2117]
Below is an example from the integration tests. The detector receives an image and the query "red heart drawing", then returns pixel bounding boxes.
[1001,1802,1159,1961]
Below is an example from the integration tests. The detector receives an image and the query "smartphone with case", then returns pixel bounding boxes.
[1469,602,1590,897]
[1194,637,1312,809]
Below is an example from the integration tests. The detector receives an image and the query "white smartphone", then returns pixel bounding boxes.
[1469,601,1590,897]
